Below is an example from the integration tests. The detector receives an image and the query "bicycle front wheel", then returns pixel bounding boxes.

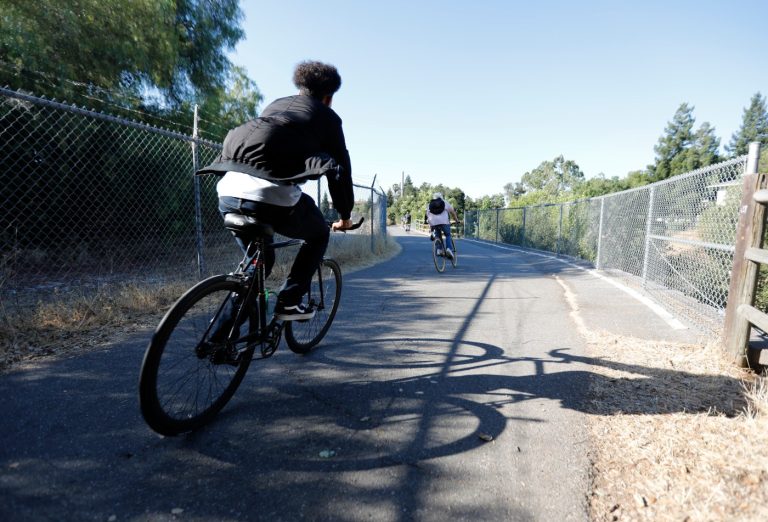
[285,259,342,354]
[433,237,446,273]
[139,275,258,436]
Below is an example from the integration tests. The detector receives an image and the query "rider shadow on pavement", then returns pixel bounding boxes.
[199,332,745,476]
[0,233,742,522]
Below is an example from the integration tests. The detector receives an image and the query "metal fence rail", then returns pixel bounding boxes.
[0,86,386,308]
[465,155,749,333]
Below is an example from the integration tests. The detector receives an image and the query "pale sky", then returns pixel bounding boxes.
[228,0,768,199]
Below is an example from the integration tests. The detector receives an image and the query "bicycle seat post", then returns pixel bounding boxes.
[223,213,276,327]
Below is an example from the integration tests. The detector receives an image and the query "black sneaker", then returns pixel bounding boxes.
[274,302,315,321]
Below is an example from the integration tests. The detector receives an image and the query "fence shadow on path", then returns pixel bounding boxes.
[0,232,746,522]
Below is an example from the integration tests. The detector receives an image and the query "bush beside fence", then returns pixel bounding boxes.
[0,86,387,311]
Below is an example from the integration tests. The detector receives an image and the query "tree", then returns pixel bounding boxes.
[503,181,526,204]
[649,103,721,180]
[476,194,505,210]
[573,173,626,198]
[649,103,696,181]
[384,179,467,225]
[194,65,262,140]
[625,169,652,188]
[726,92,768,156]
[692,121,721,167]
[0,0,250,125]
[520,155,584,197]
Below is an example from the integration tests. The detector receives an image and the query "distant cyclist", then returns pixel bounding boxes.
[425,192,459,258]
[404,211,412,231]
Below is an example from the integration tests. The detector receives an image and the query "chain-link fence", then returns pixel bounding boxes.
[0,86,387,310]
[465,156,750,333]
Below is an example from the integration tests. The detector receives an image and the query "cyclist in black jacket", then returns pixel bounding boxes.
[198,61,355,320]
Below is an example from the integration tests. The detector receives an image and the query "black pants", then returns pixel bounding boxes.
[218,194,330,306]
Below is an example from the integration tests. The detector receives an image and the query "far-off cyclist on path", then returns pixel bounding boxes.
[425,192,459,259]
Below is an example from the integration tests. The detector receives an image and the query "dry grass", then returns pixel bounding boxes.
[586,334,768,522]
[0,282,188,370]
[0,233,400,371]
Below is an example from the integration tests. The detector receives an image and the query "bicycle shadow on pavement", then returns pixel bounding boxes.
[0,233,745,522]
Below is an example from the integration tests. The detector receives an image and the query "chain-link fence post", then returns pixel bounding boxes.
[192,104,205,279]
[521,207,527,247]
[380,188,388,238]
[370,179,375,253]
[495,208,500,243]
[596,197,605,269]
[641,186,655,283]
[557,203,563,255]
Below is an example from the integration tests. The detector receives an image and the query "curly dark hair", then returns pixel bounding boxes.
[293,61,342,99]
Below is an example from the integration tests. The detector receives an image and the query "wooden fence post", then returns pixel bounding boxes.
[723,142,764,367]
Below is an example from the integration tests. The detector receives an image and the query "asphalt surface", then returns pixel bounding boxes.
[0,227,694,521]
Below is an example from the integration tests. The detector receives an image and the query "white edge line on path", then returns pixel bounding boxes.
[462,238,688,331]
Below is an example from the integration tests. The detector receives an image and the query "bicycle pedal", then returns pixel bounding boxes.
[260,343,277,358]
[259,322,283,357]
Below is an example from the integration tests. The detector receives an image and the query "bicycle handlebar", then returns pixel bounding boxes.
[329,217,365,232]
[346,217,365,230]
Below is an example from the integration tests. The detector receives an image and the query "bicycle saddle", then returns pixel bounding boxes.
[223,213,274,238]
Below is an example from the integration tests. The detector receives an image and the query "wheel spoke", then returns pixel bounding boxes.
[139,276,257,435]
[285,259,341,353]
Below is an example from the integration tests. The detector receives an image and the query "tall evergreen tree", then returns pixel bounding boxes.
[668,121,721,174]
[692,121,721,167]
[649,103,696,181]
[726,92,768,156]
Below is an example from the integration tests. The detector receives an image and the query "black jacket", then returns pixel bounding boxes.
[197,95,354,219]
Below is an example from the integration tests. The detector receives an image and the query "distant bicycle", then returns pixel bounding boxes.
[430,222,458,273]
[138,215,363,436]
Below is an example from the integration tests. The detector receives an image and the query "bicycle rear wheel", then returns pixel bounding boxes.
[285,258,342,354]
[139,275,258,436]
[433,237,446,273]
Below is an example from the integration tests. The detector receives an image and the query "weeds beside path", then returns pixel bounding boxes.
[0,234,400,371]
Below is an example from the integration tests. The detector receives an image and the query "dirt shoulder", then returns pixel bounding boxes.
[585,332,768,521]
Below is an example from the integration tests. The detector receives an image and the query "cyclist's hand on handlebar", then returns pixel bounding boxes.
[331,218,354,231]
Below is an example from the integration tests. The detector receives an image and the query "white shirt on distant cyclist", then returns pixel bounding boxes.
[425,192,459,258]
[425,194,458,226]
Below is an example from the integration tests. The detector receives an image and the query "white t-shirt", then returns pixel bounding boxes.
[216,171,302,207]
[426,200,454,226]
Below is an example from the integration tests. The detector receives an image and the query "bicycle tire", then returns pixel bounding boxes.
[449,236,457,268]
[139,275,258,436]
[285,259,342,354]
[433,237,446,273]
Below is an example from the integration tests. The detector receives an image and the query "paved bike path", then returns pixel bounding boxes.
[0,227,692,521]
